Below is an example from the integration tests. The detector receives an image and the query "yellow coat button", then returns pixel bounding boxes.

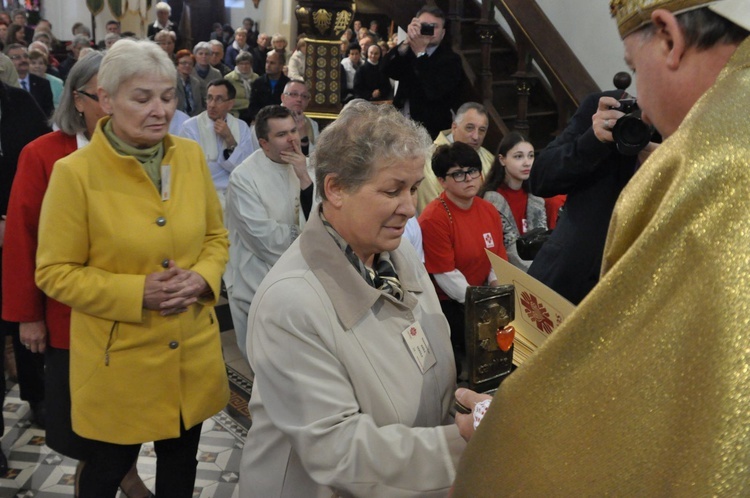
[156,217,167,226]
[169,341,179,349]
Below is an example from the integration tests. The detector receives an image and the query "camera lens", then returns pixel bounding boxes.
[612,109,652,156]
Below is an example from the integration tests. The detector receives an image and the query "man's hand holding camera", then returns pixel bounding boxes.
[400,17,435,56]
[593,95,625,144]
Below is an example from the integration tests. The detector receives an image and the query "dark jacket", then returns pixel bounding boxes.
[26,73,54,117]
[246,73,290,123]
[354,62,392,101]
[527,90,638,304]
[381,43,463,139]
[0,82,51,304]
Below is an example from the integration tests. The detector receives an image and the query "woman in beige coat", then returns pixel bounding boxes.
[35,39,229,498]
[240,100,465,497]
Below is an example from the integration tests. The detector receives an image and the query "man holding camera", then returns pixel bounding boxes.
[382,6,463,139]
[525,88,647,304]
[452,0,750,495]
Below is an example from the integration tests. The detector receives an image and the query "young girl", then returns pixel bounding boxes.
[480,132,548,270]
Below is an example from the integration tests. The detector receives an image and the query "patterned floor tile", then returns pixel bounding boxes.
[0,321,250,495]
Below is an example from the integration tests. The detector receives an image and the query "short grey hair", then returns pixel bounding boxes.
[235,50,253,64]
[154,30,176,42]
[193,41,210,54]
[72,34,91,48]
[313,100,431,200]
[636,7,748,49]
[454,102,488,124]
[208,39,224,52]
[98,38,176,96]
[53,51,103,135]
[155,1,171,13]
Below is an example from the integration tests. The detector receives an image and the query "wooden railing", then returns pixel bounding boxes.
[448,0,600,135]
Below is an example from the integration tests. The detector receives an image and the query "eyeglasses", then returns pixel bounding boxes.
[445,167,481,182]
[9,54,29,60]
[284,91,310,101]
[77,89,99,102]
[178,60,193,66]
[206,95,231,104]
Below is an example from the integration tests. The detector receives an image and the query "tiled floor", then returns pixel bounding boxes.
[0,320,251,497]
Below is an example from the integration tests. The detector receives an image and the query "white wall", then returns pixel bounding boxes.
[535,0,634,95]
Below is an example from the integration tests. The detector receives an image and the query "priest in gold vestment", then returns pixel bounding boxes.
[452,1,750,495]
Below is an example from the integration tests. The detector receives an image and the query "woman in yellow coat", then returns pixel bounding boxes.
[35,39,229,498]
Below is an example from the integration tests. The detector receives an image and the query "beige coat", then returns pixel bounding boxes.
[240,206,465,497]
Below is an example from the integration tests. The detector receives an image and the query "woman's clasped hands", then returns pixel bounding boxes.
[143,260,210,316]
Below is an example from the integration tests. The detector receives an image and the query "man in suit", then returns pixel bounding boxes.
[0,80,51,473]
[246,50,289,123]
[6,44,53,117]
[381,5,463,139]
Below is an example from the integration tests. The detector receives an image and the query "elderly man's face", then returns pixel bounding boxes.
[452,109,489,150]
[206,84,234,121]
[210,45,224,66]
[8,47,29,77]
[623,30,674,137]
[281,82,311,113]
[360,38,372,58]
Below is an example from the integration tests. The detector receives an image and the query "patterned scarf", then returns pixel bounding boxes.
[321,213,404,301]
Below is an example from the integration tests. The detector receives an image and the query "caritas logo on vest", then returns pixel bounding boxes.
[483,233,495,248]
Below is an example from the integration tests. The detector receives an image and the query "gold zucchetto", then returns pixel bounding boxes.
[610,0,749,38]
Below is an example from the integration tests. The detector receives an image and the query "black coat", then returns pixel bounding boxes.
[246,73,290,123]
[0,82,51,304]
[353,62,391,101]
[26,73,54,118]
[527,90,638,305]
[381,43,463,139]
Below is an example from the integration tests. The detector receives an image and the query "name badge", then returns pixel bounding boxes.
[161,165,171,201]
[401,322,436,374]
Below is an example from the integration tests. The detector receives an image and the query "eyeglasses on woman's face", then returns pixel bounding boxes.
[77,89,99,102]
[445,167,481,182]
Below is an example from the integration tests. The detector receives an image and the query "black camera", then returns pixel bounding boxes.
[420,22,435,36]
[609,72,654,156]
[610,97,652,156]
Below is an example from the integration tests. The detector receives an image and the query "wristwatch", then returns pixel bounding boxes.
[223,145,235,160]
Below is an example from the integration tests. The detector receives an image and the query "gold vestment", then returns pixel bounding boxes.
[453,38,750,496]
